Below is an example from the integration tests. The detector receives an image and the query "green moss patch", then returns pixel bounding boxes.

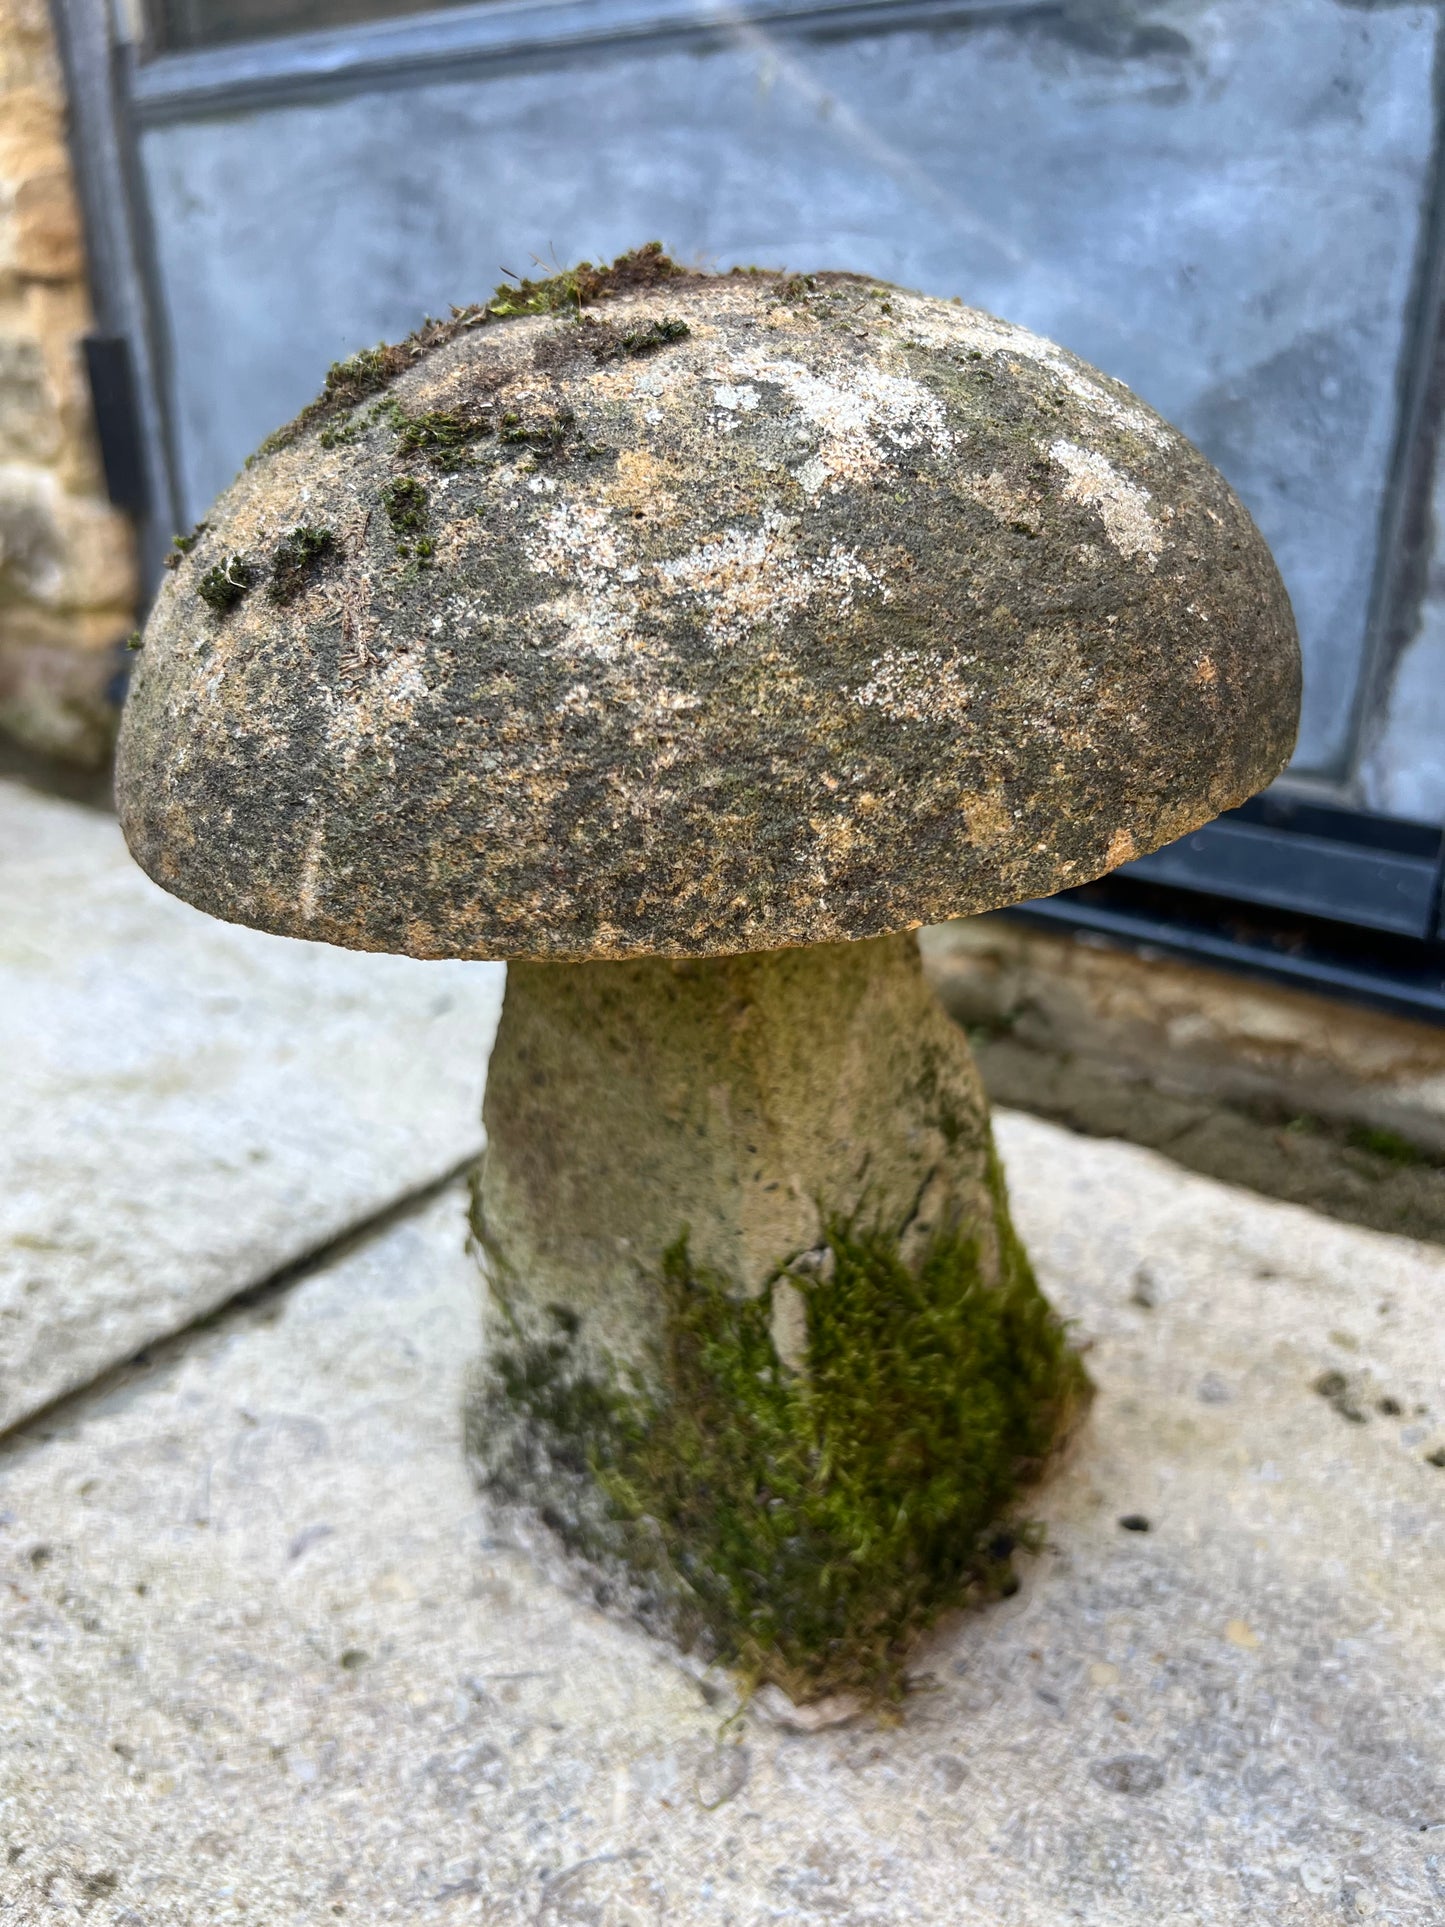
[1345,1123,1434,1169]
[318,397,404,451]
[196,553,258,614]
[498,404,578,455]
[472,1155,1088,1703]
[619,316,690,353]
[380,475,427,532]
[531,312,692,377]
[255,341,422,458]
[379,476,434,563]
[593,315,693,360]
[269,525,336,602]
[395,408,493,467]
[162,520,208,570]
[253,243,690,457]
[489,240,686,319]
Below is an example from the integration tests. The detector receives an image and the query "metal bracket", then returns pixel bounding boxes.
[82,332,151,514]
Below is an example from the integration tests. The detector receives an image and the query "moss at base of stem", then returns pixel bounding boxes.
[467,1150,1090,1704]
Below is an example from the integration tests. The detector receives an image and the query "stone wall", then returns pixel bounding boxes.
[0,0,136,767]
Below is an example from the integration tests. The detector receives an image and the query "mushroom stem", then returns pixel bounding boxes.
[467,931,1087,1699]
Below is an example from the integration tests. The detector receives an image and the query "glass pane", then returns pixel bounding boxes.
[135,1,1441,797]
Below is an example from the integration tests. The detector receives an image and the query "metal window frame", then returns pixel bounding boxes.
[128,0,1051,120]
[51,0,184,578]
[1121,796,1445,944]
[49,0,1445,1022]
[1015,795,1445,1025]
[1350,28,1445,805]
[1010,892,1445,1026]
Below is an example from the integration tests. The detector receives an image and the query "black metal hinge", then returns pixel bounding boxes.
[83,332,151,515]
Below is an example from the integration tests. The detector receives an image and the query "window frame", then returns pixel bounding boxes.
[50,0,1445,1021]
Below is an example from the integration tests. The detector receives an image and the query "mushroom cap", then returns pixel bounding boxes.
[117,261,1299,961]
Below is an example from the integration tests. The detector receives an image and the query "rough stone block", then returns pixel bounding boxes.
[0,462,136,610]
[0,632,119,763]
[0,326,60,461]
[0,24,140,766]
[10,167,82,282]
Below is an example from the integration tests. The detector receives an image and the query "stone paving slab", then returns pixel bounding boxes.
[0,779,503,1432]
[2,1114,1443,1923]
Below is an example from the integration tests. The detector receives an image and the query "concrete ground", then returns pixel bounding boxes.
[0,780,503,1431]
[3,777,1445,1925]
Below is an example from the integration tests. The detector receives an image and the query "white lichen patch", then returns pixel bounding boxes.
[1048,440,1162,565]
[528,487,887,663]
[852,647,976,724]
[533,587,638,666]
[526,503,638,664]
[325,645,431,762]
[529,501,624,580]
[712,383,760,413]
[1055,368,1171,450]
[633,683,703,726]
[296,821,324,922]
[895,292,1172,449]
[374,646,429,709]
[896,294,1061,367]
[656,510,884,646]
[718,349,953,491]
[794,456,832,496]
[555,681,600,718]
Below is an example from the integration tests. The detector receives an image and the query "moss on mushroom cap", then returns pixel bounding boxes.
[117,248,1299,962]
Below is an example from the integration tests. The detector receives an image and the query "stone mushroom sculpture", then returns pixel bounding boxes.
[116,247,1299,1702]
